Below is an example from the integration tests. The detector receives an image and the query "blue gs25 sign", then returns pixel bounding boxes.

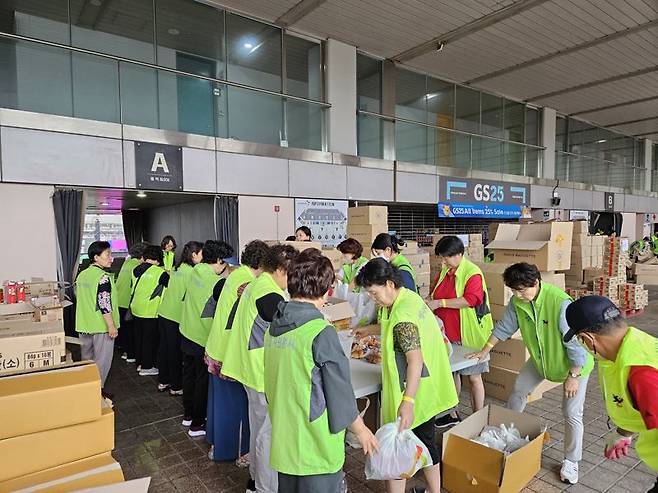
[438,178,531,219]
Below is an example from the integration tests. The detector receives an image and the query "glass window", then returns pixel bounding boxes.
[473,137,502,173]
[357,112,383,158]
[427,77,454,128]
[285,35,322,100]
[226,86,282,145]
[455,86,479,134]
[568,119,584,154]
[395,68,426,121]
[120,63,158,129]
[72,52,120,123]
[226,13,281,92]
[525,107,539,146]
[159,68,215,136]
[504,142,525,175]
[396,122,431,164]
[155,0,224,78]
[287,100,322,150]
[0,0,70,43]
[504,100,524,143]
[81,213,128,259]
[70,0,155,63]
[555,115,567,152]
[480,93,503,138]
[357,53,381,112]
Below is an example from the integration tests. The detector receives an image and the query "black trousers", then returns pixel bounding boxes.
[182,338,209,427]
[133,316,158,369]
[118,308,135,359]
[157,316,183,390]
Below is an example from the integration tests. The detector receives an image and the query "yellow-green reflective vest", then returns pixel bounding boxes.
[221,272,283,392]
[179,263,220,347]
[512,283,594,382]
[76,265,120,333]
[130,264,165,319]
[265,317,345,475]
[158,263,194,323]
[599,327,658,471]
[206,265,255,362]
[380,288,458,428]
[434,257,493,350]
[116,257,140,309]
[391,254,417,291]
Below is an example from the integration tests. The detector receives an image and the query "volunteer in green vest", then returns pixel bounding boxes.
[356,258,459,493]
[468,262,594,486]
[205,240,269,470]
[156,241,203,395]
[131,244,169,377]
[161,235,177,273]
[371,233,417,292]
[265,248,379,493]
[336,238,368,289]
[115,241,146,364]
[222,244,299,493]
[179,240,234,438]
[564,296,658,491]
[427,236,493,427]
[76,241,120,396]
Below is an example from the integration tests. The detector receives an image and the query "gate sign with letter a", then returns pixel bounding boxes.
[134,142,183,191]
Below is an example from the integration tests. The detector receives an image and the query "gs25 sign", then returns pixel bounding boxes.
[473,183,505,202]
[441,178,529,206]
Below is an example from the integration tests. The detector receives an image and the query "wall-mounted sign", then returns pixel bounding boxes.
[294,199,348,247]
[134,142,183,191]
[438,178,531,219]
[604,192,615,212]
[569,210,590,221]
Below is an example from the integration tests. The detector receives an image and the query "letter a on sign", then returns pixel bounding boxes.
[151,152,170,173]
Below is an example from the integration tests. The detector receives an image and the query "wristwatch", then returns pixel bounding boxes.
[568,371,581,379]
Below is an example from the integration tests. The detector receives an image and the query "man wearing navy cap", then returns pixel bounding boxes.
[565,296,658,492]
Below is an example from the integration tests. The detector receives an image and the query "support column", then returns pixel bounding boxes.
[381,60,396,161]
[325,39,357,155]
[540,107,556,180]
[644,139,653,193]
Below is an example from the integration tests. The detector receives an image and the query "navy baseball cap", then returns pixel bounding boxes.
[564,295,623,342]
[224,256,239,266]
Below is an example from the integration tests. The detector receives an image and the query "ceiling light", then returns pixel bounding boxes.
[136,191,147,198]
[100,202,109,206]
[168,28,180,36]
[425,93,438,100]
[596,139,607,143]
[90,0,102,6]
[243,42,253,49]
[128,207,141,211]
[436,42,445,52]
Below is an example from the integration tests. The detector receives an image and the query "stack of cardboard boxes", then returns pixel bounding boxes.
[432,233,485,262]
[0,362,124,491]
[632,263,658,286]
[591,236,630,306]
[346,206,388,254]
[565,222,605,287]
[401,241,432,297]
[618,282,649,312]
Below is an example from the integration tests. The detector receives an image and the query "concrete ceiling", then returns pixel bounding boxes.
[210,0,658,141]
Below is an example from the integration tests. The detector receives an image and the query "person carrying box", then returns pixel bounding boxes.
[468,262,594,485]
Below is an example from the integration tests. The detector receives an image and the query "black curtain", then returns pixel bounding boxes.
[122,209,146,248]
[591,212,623,236]
[52,189,84,336]
[214,195,239,253]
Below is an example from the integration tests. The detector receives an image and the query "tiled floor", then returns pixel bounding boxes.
[108,290,658,492]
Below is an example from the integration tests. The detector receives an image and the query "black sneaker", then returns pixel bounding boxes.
[245,478,256,493]
[434,413,460,429]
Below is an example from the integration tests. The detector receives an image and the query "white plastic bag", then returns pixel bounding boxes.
[365,419,433,480]
[472,423,529,453]
[333,283,377,327]
[345,397,370,449]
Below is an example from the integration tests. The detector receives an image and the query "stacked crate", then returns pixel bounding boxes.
[565,222,605,288]
[618,283,649,312]
[593,276,623,305]
[346,206,388,256]
[402,241,431,298]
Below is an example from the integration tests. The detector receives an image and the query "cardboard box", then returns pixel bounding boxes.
[0,453,123,492]
[487,222,573,271]
[572,221,589,234]
[477,263,565,306]
[321,248,344,271]
[0,406,114,482]
[75,478,151,493]
[572,234,591,246]
[480,365,560,402]
[489,303,508,322]
[264,240,322,252]
[635,275,658,286]
[489,336,528,372]
[0,303,34,322]
[400,241,419,254]
[347,206,388,225]
[0,362,101,440]
[442,405,549,493]
[320,297,355,323]
[25,281,59,298]
[346,233,380,252]
[0,320,66,375]
[346,224,388,238]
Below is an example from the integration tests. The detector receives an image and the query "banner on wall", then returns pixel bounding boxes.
[294,199,348,247]
[438,177,531,219]
[569,210,590,221]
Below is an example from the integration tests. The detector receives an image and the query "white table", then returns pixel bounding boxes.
[351,343,488,399]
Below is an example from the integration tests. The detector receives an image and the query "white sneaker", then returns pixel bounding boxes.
[188,426,206,437]
[126,358,136,363]
[560,459,578,484]
[157,383,169,392]
[169,389,183,396]
[181,418,193,427]
[139,368,159,376]
[121,353,128,360]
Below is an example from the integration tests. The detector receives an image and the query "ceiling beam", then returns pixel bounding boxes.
[633,131,658,138]
[275,0,327,28]
[393,0,550,63]
[570,96,658,116]
[467,19,658,84]
[528,65,658,102]
[605,116,658,128]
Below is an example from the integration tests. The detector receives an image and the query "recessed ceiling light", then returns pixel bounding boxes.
[168,28,180,36]
[90,0,102,6]
[128,207,141,211]
[596,139,607,143]
[100,201,109,206]
[136,191,147,198]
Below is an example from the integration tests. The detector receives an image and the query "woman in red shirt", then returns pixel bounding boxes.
[426,236,493,427]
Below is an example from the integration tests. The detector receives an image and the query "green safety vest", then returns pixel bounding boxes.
[75,265,120,333]
[116,257,140,309]
[512,283,594,382]
[380,288,458,428]
[157,263,194,323]
[264,317,345,475]
[130,264,166,319]
[391,254,417,291]
[434,257,494,350]
[342,256,368,286]
[163,251,175,272]
[205,265,256,362]
[599,327,658,471]
[179,263,220,347]
[221,272,283,392]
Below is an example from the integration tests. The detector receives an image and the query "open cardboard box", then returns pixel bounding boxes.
[320,297,355,324]
[487,222,573,271]
[0,320,66,375]
[442,405,549,493]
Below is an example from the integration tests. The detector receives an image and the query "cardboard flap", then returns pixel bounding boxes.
[443,434,505,486]
[499,432,546,491]
[486,240,548,251]
[492,223,520,241]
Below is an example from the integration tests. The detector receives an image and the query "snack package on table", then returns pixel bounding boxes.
[351,335,381,364]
